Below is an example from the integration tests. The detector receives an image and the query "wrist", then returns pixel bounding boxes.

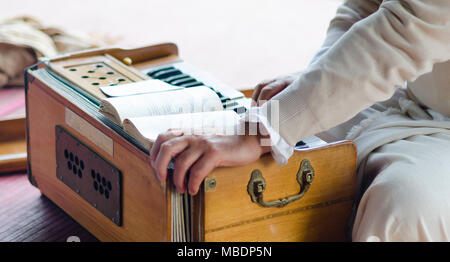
[257,133,272,155]
[242,122,272,155]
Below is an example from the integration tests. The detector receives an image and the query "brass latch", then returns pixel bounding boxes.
[247,159,315,208]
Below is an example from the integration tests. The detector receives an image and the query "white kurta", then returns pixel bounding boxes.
[249,0,450,241]
[261,0,450,147]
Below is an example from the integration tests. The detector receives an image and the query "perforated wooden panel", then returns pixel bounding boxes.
[65,62,133,87]
[50,55,147,100]
[55,125,122,226]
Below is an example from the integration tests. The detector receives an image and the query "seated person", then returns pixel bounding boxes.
[150,0,450,241]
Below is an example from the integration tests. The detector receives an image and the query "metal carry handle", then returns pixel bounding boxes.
[247,159,315,208]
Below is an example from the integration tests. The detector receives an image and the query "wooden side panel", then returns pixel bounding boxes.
[0,140,27,173]
[0,117,27,173]
[0,117,26,142]
[203,142,357,242]
[26,77,167,241]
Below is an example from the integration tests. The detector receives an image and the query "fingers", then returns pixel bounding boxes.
[153,136,190,182]
[257,79,291,104]
[252,79,276,106]
[172,146,204,193]
[150,129,183,164]
[252,76,296,106]
[151,133,265,196]
[188,153,219,195]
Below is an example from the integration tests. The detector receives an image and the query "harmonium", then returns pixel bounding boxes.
[25,43,357,242]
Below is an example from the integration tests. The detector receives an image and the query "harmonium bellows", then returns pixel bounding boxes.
[25,43,357,242]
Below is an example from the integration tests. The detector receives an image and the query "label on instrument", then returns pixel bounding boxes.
[65,107,114,156]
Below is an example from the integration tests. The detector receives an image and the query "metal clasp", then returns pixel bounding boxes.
[247,159,315,208]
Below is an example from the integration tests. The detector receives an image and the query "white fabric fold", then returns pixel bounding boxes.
[240,106,293,165]
[262,0,450,147]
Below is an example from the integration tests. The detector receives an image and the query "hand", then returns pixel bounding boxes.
[150,130,271,195]
[252,75,297,106]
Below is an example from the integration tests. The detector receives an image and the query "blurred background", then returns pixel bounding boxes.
[0,0,340,89]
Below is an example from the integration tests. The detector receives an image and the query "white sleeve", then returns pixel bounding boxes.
[238,0,382,165]
[263,0,450,147]
[240,107,294,166]
[310,0,381,65]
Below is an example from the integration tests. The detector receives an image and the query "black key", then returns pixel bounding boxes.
[164,74,191,84]
[181,81,204,88]
[232,107,247,114]
[152,68,183,79]
[171,78,197,86]
[295,141,306,147]
[146,66,174,77]
[221,97,231,103]
[223,101,238,109]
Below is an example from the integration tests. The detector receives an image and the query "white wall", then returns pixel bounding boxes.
[1,0,341,89]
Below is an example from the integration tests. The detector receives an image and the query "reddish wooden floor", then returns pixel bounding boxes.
[0,172,98,242]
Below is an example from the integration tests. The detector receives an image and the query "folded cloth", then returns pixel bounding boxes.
[0,16,111,88]
[333,88,450,239]
[346,89,450,195]
[0,44,36,87]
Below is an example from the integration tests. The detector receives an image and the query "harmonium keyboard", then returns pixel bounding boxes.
[25,43,357,242]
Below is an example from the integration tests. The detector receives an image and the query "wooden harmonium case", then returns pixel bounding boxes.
[25,43,357,242]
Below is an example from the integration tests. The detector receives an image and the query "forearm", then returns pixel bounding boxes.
[249,0,381,161]
[266,0,450,146]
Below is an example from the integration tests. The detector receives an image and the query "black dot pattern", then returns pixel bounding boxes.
[65,149,83,179]
[91,168,112,200]
[57,126,121,225]
[67,64,129,87]
[63,145,113,200]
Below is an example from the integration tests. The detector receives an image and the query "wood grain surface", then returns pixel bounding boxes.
[203,142,356,242]
[0,117,27,173]
[27,75,168,241]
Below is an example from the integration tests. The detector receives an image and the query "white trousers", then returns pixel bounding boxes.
[326,88,450,241]
[352,132,450,241]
